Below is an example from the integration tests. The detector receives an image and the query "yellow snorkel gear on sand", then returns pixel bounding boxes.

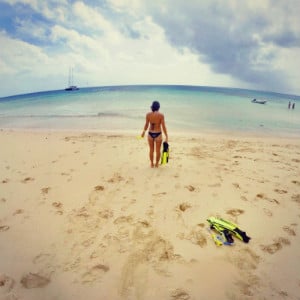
[161,141,169,164]
[207,216,251,243]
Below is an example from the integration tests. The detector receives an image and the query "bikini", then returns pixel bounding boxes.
[148,132,162,139]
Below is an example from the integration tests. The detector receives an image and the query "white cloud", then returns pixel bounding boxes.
[0,31,48,71]
[72,2,114,33]
[107,0,143,14]
[1,0,300,96]
[15,17,48,40]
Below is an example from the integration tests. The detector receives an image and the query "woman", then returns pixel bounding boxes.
[141,101,168,167]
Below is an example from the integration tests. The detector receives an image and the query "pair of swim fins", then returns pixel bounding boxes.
[207,216,251,244]
[161,142,169,164]
[207,228,232,246]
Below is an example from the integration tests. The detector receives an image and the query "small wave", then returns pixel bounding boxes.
[97,112,124,117]
[0,114,93,118]
[0,111,144,120]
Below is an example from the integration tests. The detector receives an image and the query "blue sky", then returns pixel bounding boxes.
[0,0,300,97]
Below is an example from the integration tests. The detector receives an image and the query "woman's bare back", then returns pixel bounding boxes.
[146,112,164,132]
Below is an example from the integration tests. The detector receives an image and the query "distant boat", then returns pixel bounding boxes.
[251,98,267,104]
[65,85,79,91]
[65,68,79,91]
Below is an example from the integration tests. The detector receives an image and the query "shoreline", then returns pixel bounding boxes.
[1,130,300,299]
[1,126,300,142]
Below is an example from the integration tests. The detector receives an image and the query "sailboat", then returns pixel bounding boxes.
[65,68,79,91]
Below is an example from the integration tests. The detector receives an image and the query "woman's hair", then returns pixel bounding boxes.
[151,101,160,112]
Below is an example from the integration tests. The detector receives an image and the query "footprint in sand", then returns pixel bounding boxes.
[240,195,248,202]
[52,202,63,215]
[82,237,96,247]
[152,192,167,197]
[234,274,260,297]
[20,273,50,289]
[21,177,34,183]
[263,208,273,217]
[98,209,114,219]
[229,247,260,271]
[232,182,240,189]
[274,189,288,194]
[256,193,280,204]
[0,225,10,232]
[185,185,196,192]
[13,209,24,216]
[178,203,191,212]
[94,185,105,191]
[226,208,244,217]
[292,180,300,186]
[260,237,290,254]
[107,173,124,183]
[41,187,51,195]
[0,273,15,294]
[1,178,9,184]
[283,225,296,236]
[33,253,53,264]
[292,194,300,205]
[81,264,109,284]
[256,193,266,199]
[113,215,134,225]
[61,172,72,182]
[170,288,191,300]
[74,206,89,218]
[178,225,207,248]
[52,202,62,208]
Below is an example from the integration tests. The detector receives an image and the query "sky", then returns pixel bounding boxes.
[0,0,300,97]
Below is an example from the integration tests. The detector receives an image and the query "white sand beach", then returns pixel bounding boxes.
[1,130,300,300]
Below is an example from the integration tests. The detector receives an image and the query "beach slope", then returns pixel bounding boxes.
[1,130,300,300]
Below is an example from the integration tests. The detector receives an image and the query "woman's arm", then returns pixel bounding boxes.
[161,114,168,142]
[141,114,150,137]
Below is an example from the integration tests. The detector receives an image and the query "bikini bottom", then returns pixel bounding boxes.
[148,132,162,139]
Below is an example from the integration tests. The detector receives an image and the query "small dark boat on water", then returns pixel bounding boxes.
[65,85,79,91]
[65,68,79,91]
[252,98,267,104]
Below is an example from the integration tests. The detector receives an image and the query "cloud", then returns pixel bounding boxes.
[72,2,114,34]
[0,30,48,71]
[140,0,300,93]
[0,0,300,97]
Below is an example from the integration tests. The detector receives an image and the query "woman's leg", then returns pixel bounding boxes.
[155,138,162,167]
[148,136,155,167]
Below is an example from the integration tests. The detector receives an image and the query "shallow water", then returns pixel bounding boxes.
[0,85,299,137]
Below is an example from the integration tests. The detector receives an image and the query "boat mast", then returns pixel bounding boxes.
[68,67,74,87]
[65,66,79,91]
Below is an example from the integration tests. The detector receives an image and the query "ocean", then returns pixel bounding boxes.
[0,85,299,137]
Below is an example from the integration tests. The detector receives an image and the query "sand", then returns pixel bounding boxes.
[0,129,300,300]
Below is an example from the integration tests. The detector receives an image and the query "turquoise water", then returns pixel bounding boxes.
[0,85,299,137]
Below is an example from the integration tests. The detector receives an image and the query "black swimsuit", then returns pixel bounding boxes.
[148,132,161,139]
